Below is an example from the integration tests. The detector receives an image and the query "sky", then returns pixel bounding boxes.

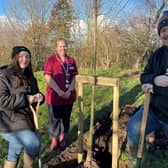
[0,0,141,36]
[0,0,140,17]
[0,0,8,15]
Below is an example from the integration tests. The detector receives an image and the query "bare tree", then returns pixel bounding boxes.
[134,0,168,68]
[6,0,53,70]
[74,0,131,69]
[0,16,17,65]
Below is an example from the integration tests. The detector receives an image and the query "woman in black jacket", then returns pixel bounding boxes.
[0,46,44,168]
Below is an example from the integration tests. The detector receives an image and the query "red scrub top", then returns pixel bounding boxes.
[44,54,78,105]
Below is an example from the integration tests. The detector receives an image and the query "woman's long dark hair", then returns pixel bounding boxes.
[10,51,35,89]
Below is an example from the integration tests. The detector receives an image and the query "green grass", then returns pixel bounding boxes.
[142,150,168,168]
[0,68,165,167]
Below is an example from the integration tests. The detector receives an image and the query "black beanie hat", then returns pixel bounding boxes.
[158,10,168,36]
[11,46,31,59]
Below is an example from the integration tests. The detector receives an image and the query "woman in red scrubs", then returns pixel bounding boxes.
[44,38,78,150]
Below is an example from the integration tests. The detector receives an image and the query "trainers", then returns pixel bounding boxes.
[50,137,58,151]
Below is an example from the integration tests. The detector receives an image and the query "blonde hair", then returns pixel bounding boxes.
[56,38,68,46]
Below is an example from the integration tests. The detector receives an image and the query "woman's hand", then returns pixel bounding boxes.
[27,95,35,104]
[63,90,71,99]
[34,93,43,102]
[57,89,65,97]
[27,93,43,104]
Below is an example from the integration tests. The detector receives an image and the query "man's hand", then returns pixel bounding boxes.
[154,75,168,87]
[141,83,153,93]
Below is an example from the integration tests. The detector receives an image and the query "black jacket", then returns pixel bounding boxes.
[141,45,168,122]
[0,65,43,132]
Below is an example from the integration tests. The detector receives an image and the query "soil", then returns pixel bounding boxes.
[43,104,168,168]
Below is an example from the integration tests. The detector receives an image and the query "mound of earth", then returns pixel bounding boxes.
[44,105,168,168]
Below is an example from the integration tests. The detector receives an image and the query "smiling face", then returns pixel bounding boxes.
[56,39,68,57]
[18,51,31,70]
[160,25,168,46]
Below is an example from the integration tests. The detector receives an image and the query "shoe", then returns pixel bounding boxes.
[59,133,66,147]
[59,133,65,142]
[50,137,57,151]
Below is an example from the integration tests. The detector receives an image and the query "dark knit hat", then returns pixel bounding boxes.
[158,10,168,35]
[11,46,31,59]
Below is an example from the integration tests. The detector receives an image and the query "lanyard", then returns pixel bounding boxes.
[56,54,70,89]
[56,55,69,76]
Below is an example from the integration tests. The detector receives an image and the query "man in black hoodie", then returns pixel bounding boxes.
[127,10,168,163]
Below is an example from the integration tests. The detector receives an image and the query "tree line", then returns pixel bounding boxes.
[0,0,168,71]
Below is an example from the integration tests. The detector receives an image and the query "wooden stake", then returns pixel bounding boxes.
[78,82,84,164]
[136,91,151,168]
[112,82,119,168]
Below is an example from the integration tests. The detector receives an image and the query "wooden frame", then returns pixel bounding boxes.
[76,74,120,168]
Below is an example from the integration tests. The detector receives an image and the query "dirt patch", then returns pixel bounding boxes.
[44,104,168,168]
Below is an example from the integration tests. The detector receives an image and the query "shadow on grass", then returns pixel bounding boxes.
[120,84,142,107]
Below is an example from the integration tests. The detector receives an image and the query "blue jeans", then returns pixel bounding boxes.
[1,130,41,161]
[127,105,168,147]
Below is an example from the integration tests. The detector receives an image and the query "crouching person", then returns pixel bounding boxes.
[0,46,44,168]
[127,10,168,167]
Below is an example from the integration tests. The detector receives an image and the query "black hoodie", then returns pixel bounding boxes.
[141,45,168,122]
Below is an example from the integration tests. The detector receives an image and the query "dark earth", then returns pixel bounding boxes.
[43,105,168,168]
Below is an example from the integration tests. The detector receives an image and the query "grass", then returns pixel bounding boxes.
[0,68,165,167]
[142,150,168,168]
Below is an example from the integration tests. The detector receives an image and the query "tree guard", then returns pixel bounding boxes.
[76,75,120,168]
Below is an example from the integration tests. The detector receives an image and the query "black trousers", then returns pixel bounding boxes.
[48,104,73,137]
